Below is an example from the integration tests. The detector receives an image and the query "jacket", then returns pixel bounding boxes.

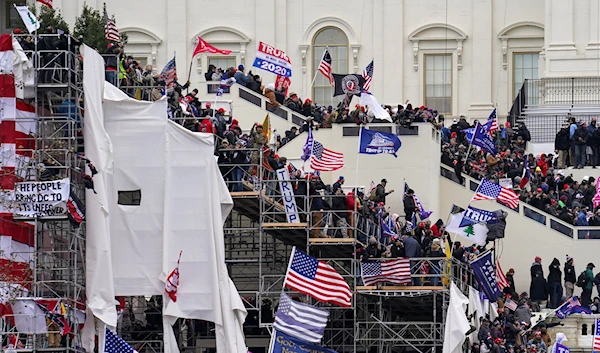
[530,275,549,301]
[573,126,590,145]
[402,236,421,258]
[585,268,595,290]
[547,258,562,283]
[554,128,570,151]
[530,262,544,279]
[564,263,576,283]
[263,88,279,107]
[375,184,390,204]
[514,304,532,324]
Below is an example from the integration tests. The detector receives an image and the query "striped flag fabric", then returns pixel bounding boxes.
[362,60,374,92]
[473,178,519,209]
[160,56,177,90]
[309,141,344,172]
[495,259,509,291]
[284,247,352,307]
[103,7,120,42]
[504,298,517,311]
[36,0,53,8]
[593,318,600,351]
[519,158,531,190]
[317,50,334,86]
[488,108,498,133]
[273,292,329,343]
[165,251,182,302]
[361,258,411,286]
[35,299,71,335]
[67,191,85,227]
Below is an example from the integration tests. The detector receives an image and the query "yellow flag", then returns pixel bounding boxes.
[442,240,451,286]
[60,302,67,317]
[262,114,271,143]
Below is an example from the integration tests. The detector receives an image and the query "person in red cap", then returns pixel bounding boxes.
[530,256,543,279]
[203,102,214,117]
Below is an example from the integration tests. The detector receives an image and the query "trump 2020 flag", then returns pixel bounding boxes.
[404,182,432,220]
[469,251,501,302]
[271,330,337,353]
[471,121,497,155]
[165,251,182,302]
[459,205,498,228]
[359,128,401,157]
[555,296,592,319]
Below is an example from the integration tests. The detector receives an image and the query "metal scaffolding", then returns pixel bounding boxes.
[1,33,86,352]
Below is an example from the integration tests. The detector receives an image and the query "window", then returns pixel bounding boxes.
[312,27,348,107]
[208,57,236,72]
[118,190,142,206]
[513,53,539,98]
[4,0,26,30]
[133,57,148,68]
[424,54,452,114]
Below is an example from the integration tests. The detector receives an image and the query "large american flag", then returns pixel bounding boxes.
[160,56,177,89]
[594,318,600,351]
[284,247,352,307]
[495,258,509,291]
[273,292,329,343]
[361,258,411,286]
[105,328,137,353]
[103,8,120,42]
[473,178,519,209]
[318,50,334,86]
[310,141,344,172]
[362,60,374,92]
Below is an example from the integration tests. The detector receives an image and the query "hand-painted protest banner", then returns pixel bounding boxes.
[253,42,293,77]
[276,168,300,223]
[13,178,70,218]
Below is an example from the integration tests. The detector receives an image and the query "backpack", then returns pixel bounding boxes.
[594,273,600,286]
[576,271,589,288]
[368,188,377,201]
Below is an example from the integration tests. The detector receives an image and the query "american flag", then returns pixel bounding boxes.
[105,328,137,353]
[594,318,600,351]
[361,258,411,286]
[362,60,374,92]
[310,141,344,172]
[103,8,120,42]
[495,258,510,291]
[160,56,177,90]
[504,298,517,311]
[318,50,334,86]
[284,247,352,307]
[36,0,52,8]
[488,108,498,133]
[273,292,329,343]
[473,178,519,209]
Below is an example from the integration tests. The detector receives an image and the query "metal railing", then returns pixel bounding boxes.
[508,82,526,127]
[440,163,600,238]
[520,78,600,107]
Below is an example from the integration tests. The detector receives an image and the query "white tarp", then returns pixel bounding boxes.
[443,282,470,353]
[82,45,247,353]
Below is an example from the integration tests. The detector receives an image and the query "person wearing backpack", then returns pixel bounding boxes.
[580,263,595,307]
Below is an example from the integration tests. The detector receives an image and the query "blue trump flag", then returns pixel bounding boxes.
[469,251,501,302]
[471,122,497,155]
[554,343,570,353]
[555,296,592,319]
[359,128,401,157]
[459,205,499,227]
[271,330,338,353]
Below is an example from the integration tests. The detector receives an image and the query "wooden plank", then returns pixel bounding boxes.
[262,222,308,229]
[356,285,444,291]
[231,191,260,197]
[309,238,355,244]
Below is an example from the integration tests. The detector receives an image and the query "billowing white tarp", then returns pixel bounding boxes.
[82,45,247,353]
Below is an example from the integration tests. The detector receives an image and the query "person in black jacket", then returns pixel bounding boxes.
[573,122,590,168]
[530,271,549,305]
[403,188,417,221]
[389,236,405,258]
[375,179,394,205]
[564,255,576,298]
[547,258,563,309]
[205,65,216,81]
[555,125,571,169]
[506,268,517,294]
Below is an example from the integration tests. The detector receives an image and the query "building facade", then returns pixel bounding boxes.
[4,0,600,118]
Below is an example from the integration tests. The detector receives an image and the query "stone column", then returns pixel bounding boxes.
[546,0,576,54]
[587,0,600,51]
[468,0,494,118]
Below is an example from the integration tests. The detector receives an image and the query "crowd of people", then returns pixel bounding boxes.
[439,116,600,226]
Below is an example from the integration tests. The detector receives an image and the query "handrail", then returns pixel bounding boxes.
[508,81,526,127]
[439,163,600,238]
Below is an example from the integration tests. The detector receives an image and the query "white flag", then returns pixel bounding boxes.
[359,91,392,122]
[446,211,489,246]
[14,6,40,34]
[443,282,470,353]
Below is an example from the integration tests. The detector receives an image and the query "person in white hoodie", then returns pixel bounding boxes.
[549,332,568,353]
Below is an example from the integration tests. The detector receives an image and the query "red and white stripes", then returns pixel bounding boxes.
[0,34,35,316]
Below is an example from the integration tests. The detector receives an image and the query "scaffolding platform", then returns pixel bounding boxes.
[308,237,356,258]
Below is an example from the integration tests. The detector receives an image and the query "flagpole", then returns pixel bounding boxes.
[309,49,327,90]
[354,128,362,240]
[186,57,194,95]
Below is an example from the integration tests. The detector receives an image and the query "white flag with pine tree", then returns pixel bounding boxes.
[446,205,488,246]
